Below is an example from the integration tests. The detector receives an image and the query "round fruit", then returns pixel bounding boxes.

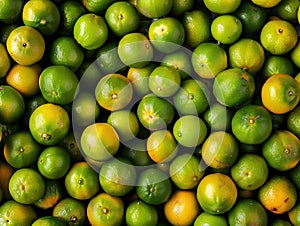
[125,200,158,226]
[262,130,300,171]
[203,0,241,14]
[197,173,238,214]
[164,190,200,225]
[148,65,181,97]
[260,19,297,55]
[64,161,99,200]
[169,153,205,190]
[173,115,207,148]
[148,17,185,53]
[87,193,124,226]
[118,32,153,68]
[95,73,133,111]
[22,0,61,36]
[0,0,23,24]
[231,153,269,190]
[231,104,273,144]
[213,67,255,108]
[228,199,268,226]
[194,212,228,226]
[147,129,178,163]
[80,123,120,161]
[105,1,140,37]
[137,94,175,130]
[99,157,136,196]
[258,175,297,214]
[39,65,79,105]
[211,15,242,44]
[261,73,300,114]
[32,216,66,226]
[228,38,265,75]
[136,0,173,18]
[29,103,70,145]
[201,131,239,169]
[192,42,227,79]
[73,13,108,50]
[0,85,25,124]
[9,168,45,204]
[0,43,11,78]
[6,25,45,65]
[136,168,172,205]
[173,79,209,115]
[37,146,71,180]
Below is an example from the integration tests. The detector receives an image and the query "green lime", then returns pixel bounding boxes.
[50,36,84,72]
[4,130,41,169]
[290,39,300,68]
[32,216,67,226]
[201,131,239,169]
[29,103,70,145]
[173,115,207,148]
[234,0,267,34]
[72,92,101,127]
[192,42,227,79]
[96,41,126,74]
[169,153,205,190]
[148,65,181,97]
[64,161,99,200]
[213,67,255,108]
[59,0,86,33]
[107,110,140,142]
[95,73,133,111]
[147,129,178,163]
[148,17,185,53]
[87,192,124,226]
[203,0,241,14]
[0,43,11,79]
[288,202,300,225]
[287,106,300,138]
[0,23,18,44]
[126,63,155,97]
[0,200,37,226]
[22,0,60,36]
[39,65,79,105]
[160,50,193,80]
[136,0,173,18]
[118,32,153,68]
[137,94,175,130]
[203,103,233,131]
[228,38,265,75]
[228,199,268,226]
[37,146,71,180]
[231,104,273,144]
[262,130,300,171]
[262,55,295,79]
[34,180,63,210]
[211,15,242,44]
[121,147,153,166]
[0,0,23,24]
[99,157,136,196]
[0,85,25,124]
[197,173,237,214]
[173,79,210,115]
[6,26,45,66]
[182,10,211,49]
[80,123,120,161]
[194,212,227,226]
[73,13,108,50]
[105,1,140,37]
[170,0,193,16]
[9,168,45,204]
[260,19,297,55]
[59,131,83,162]
[276,0,299,22]
[126,200,158,226]
[136,168,172,205]
[231,153,268,190]
[53,197,86,226]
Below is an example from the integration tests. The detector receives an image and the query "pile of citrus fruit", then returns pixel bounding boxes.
[0,0,299,225]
